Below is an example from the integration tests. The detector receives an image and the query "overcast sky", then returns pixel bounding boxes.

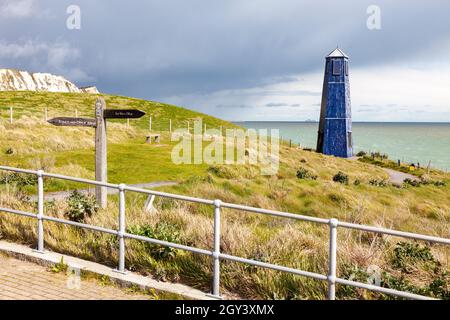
[1,0,449,121]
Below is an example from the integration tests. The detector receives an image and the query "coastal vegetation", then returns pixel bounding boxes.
[0,91,448,299]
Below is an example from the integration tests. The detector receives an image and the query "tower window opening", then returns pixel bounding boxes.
[332,60,342,75]
[345,61,349,76]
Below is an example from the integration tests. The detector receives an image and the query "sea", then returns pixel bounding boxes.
[234,122,450,172]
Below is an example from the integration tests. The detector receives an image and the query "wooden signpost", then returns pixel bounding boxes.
[103,109,145,119]
[47,117,96,127]
[47,98,146,208]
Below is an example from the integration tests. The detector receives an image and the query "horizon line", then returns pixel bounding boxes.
[231,120,450,124]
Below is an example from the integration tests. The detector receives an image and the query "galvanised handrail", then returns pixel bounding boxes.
[0,165,448,300]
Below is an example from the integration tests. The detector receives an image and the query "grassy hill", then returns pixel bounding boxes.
[0,91,449,300]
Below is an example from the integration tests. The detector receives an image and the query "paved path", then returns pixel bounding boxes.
[30,181,177,202]
[383,168,419,185]
[0,255,150,300]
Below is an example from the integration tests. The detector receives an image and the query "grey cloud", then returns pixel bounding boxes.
[0,0,36,18]
[216,104,253,109]
[266,103,289,107]
[265,102,302,107]
[1,0,450,121]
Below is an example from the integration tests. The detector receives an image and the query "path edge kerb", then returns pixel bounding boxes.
[0,240,217,301]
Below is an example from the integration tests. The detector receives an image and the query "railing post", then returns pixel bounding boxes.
[328,218,338,300]
[116,183,127,274]
[212,199,221,298]
[36,170,45,253]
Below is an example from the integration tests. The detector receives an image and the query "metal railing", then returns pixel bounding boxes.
[0,165,449,300]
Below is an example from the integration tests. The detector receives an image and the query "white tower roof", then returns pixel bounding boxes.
[326,47,349,58]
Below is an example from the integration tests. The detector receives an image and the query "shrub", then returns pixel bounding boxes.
[0,172,37,186]
[353,179,361,186]
[333,171,349,185]
[127,222,180,259]
[65,191,98,222]
[50,257,68,273]
[371,152,388,160]
[356,151,367,157]
[391,242,434,272]
[296,167,317,180]
[5,147,14,155]
[403,178,421,187]
[433,180,446,187]
[369,179,388,187]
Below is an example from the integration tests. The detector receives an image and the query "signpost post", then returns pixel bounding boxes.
[95,98,107,208]
[47,98,145,208]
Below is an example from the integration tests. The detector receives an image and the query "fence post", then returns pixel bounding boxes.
[328,218,338,300]
[169,119,172,133]
[9,106,13,124]
[36,170,45,253]
[149,116,152,131]
[212,199,221,297]
[116,184,127,273]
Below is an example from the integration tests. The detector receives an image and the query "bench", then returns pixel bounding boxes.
[146,134,160,144]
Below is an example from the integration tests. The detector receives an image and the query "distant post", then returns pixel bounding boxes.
[149,116,152,131]
[169,119,172,133]
[9,106,13,124]
[44,108,48,121]
[95,98,108,208]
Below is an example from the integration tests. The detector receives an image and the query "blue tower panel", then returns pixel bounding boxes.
[322,119,352,158]
[316,48,353,158]
[326,83,347,119]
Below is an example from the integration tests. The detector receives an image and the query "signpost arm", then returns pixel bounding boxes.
[95,98,107,208]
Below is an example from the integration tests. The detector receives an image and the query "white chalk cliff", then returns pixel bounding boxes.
[0,69,99,94]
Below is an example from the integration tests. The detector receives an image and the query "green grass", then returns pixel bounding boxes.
[0,91,449,300]
[0,91,237,132]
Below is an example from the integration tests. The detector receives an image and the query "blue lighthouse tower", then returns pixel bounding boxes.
[316,48,353,158]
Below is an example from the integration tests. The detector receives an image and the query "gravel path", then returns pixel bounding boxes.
[30,181,177,202]
[383,168,419,185]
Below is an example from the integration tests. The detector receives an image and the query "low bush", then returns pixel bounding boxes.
[333,171,349,185]
[65,191,98,222]
[433,180,446,187]
[296,167,317,180]
[369,179,388,187]
[0,172,37,186]
[403,178,421,187]
[371,152,388,160]
[127,222,180,260]
[356,151,367,157]
[391,242,435,272]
